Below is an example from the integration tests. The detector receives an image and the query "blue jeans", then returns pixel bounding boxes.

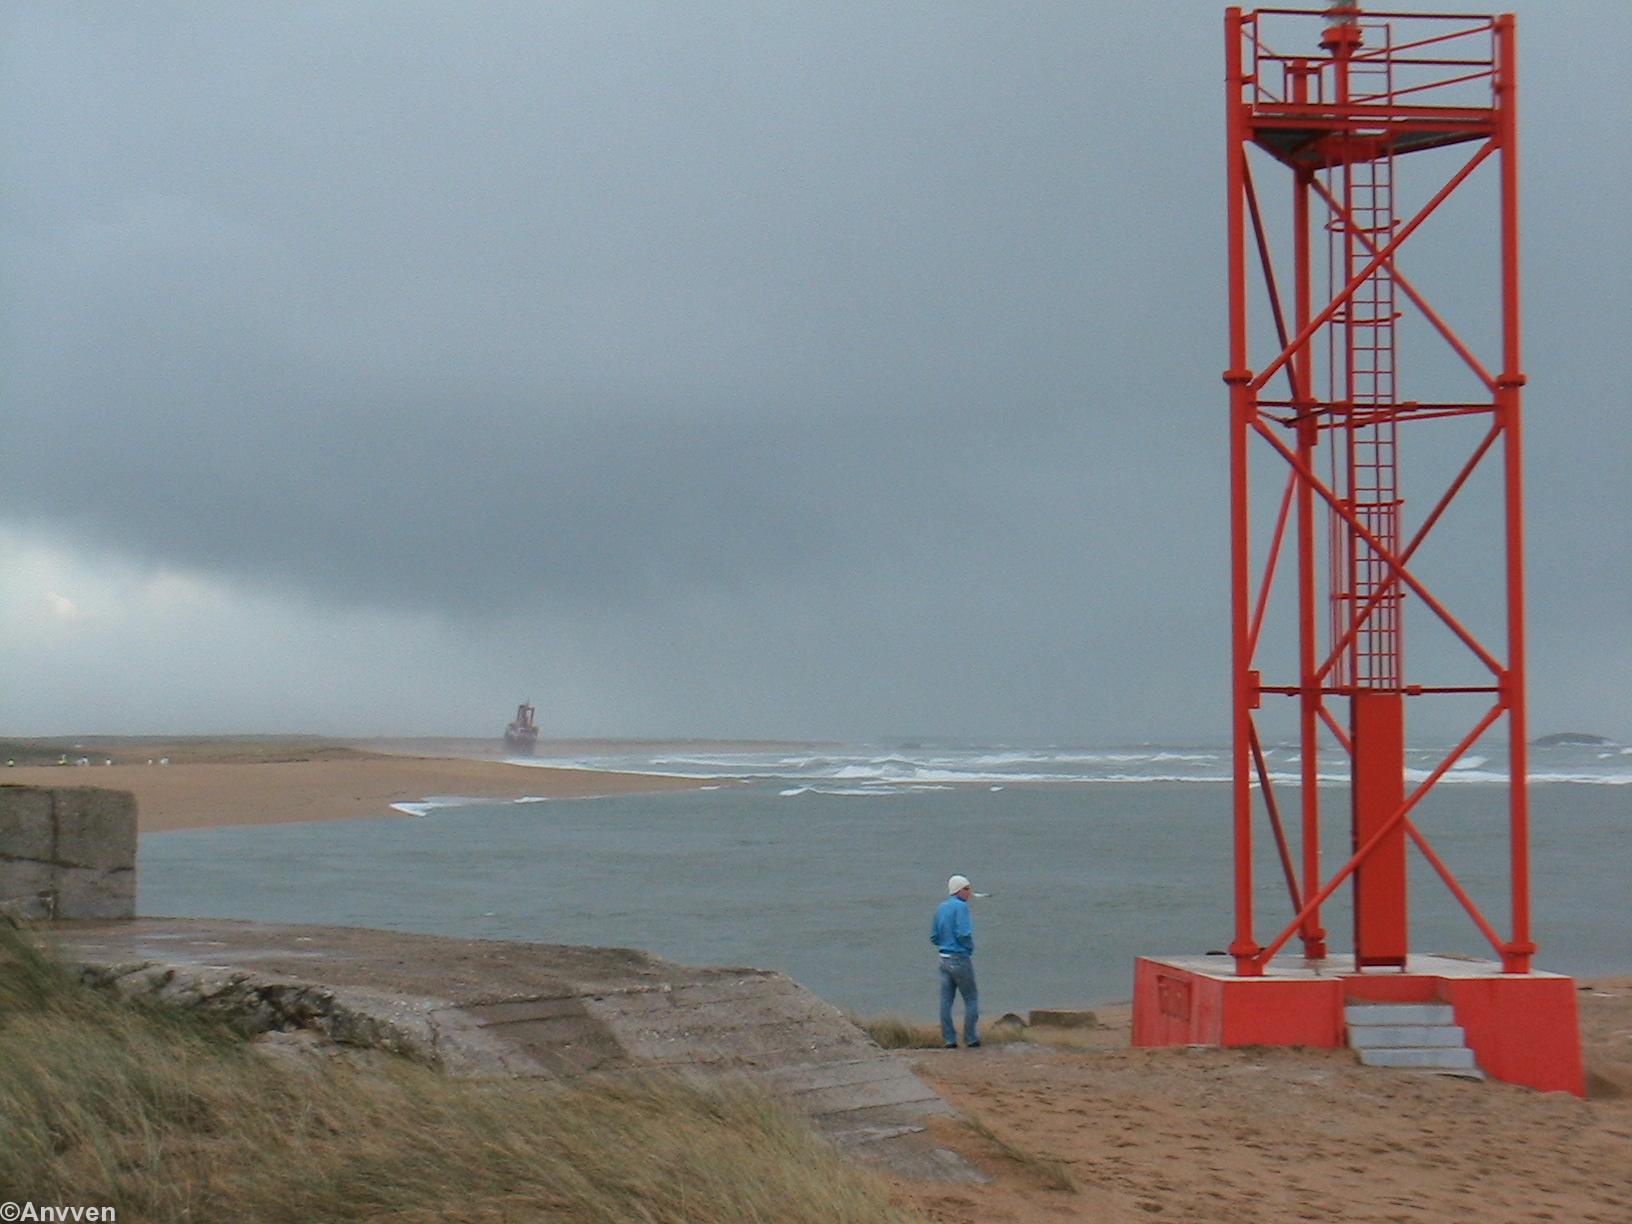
[938,955,979,1046]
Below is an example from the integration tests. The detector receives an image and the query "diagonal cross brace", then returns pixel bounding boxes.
[1255,703,1505,967]
[1308,175,1497,393]
[1251,418,1505,679]
[1249,139,1495,395]
[1312,421,1503,686]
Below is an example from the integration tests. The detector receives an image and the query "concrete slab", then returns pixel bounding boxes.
[46,917,975,1180]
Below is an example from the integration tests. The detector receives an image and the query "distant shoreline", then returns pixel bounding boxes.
[3,733,1626,831]
[0,737,706,833]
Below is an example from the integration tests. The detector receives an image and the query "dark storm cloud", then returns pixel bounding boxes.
[2,4,1208,608]
[1,2,1626,739]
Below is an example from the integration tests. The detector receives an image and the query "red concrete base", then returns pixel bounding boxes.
[1132,954,1584,1096]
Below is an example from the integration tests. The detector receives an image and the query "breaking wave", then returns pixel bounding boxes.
[390,795,551,817]
[503,739,1632,794]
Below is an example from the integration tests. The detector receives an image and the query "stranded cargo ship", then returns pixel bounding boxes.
[503,703,539,755]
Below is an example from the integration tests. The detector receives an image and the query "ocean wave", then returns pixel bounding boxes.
[390,794,552,817]
[920,749,1222,767]
[1405,767,1505,785]
[518,758,711,780]
[652,753,823,769]
[387,795,488,817]
[834,766,1093,785]
[495,747,1632,789]
[779,783,955,797]
[1526,772,1632,786]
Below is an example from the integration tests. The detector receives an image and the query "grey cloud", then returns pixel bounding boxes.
[1,2,1626,740]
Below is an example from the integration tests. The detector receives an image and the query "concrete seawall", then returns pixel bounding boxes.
[49,918,973,1179]
[4,786,971,1178]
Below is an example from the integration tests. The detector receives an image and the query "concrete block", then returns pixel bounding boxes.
[51,788,137,871]
[0,786,56,861]
[0,858,57,919]
[54,865,136,921]
[1029,1008,1099,1029]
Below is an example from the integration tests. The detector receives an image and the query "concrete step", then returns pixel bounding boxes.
[1356,1045,1479,1071]
[1345,1001,1482,1079]
[1344,1002,1455,1027]
[1347,1023,1468,1049]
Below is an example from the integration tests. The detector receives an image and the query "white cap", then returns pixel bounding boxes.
[947,874,971,895]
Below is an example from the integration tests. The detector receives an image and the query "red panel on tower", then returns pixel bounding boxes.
[1352,692,1406,967]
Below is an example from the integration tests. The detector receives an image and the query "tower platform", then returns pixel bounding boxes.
[1132,954,1583,1096]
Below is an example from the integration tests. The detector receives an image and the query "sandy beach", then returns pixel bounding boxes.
[6,737,1627,1221]
[889,983,1632,1223]
[0,738,699,832]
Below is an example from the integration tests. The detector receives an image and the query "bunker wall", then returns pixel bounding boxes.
[0,786,136,919]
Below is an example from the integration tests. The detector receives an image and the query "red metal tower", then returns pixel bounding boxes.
[1133,4,1582,1095]
[1224,0,1526,976]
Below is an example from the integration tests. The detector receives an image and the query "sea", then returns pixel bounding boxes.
[138,739,1631,1018]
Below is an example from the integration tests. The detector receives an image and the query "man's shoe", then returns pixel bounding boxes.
[966,1041,981,1048]
[944,1043,957,1049]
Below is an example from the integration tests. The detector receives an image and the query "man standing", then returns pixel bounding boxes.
[931,874,979,1049]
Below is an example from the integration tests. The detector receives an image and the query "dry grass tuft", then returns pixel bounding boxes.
[859,1014,944,1049]
[0,920,918,1223]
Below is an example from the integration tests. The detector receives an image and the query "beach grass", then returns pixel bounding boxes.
[0,921,918,1223]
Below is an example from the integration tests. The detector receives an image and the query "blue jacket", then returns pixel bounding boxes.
[931,895,974,957]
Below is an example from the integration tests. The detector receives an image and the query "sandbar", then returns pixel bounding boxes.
[0,738,698,833]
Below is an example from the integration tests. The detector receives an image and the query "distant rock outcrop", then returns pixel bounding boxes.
[1532,732,1614,748]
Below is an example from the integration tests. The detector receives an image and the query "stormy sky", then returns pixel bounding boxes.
[1,2,1626,742]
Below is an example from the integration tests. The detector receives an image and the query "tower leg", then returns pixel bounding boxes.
[1352,692,1407,967]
